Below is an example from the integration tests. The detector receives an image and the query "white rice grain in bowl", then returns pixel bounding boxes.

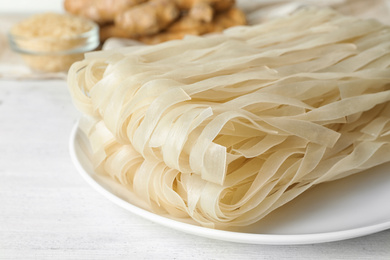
[8,13,99,73]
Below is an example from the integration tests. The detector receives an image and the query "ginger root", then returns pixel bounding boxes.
[115,0,180,36]
[189,2,214,23]
[174,0,234,12]
[138,7,246,44]
[65,0,246,44]
[100,24,132,40]
[64,0,146,24]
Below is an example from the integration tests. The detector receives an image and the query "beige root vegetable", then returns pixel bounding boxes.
[138,7,246,44]
[205,6,246,31]
[100,6,246,42]
[174,0,234,11]
[181,0,235,22]
[64,0,147,24]
[66,0,244,43]
[189,2,214,23]
[100,23,132,40]
[114,0,180,36]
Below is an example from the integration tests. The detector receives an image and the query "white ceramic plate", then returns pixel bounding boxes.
[69,122,390,245]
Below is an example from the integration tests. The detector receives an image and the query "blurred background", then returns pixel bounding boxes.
[0,0,63,13]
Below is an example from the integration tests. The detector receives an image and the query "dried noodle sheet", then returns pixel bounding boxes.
[68,8,390,228]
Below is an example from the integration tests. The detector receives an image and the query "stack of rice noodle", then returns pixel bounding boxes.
[68,7,390,228]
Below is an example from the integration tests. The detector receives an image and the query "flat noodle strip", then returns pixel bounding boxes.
[68,7,390,228]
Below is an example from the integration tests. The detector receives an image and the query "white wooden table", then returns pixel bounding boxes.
[1,79,390,259]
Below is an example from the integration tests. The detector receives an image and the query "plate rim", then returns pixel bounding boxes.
[69,121,390,245]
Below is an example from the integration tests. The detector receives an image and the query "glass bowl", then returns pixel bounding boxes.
[8,13,100,73]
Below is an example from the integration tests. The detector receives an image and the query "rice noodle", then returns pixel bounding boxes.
[68,7,390,228]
